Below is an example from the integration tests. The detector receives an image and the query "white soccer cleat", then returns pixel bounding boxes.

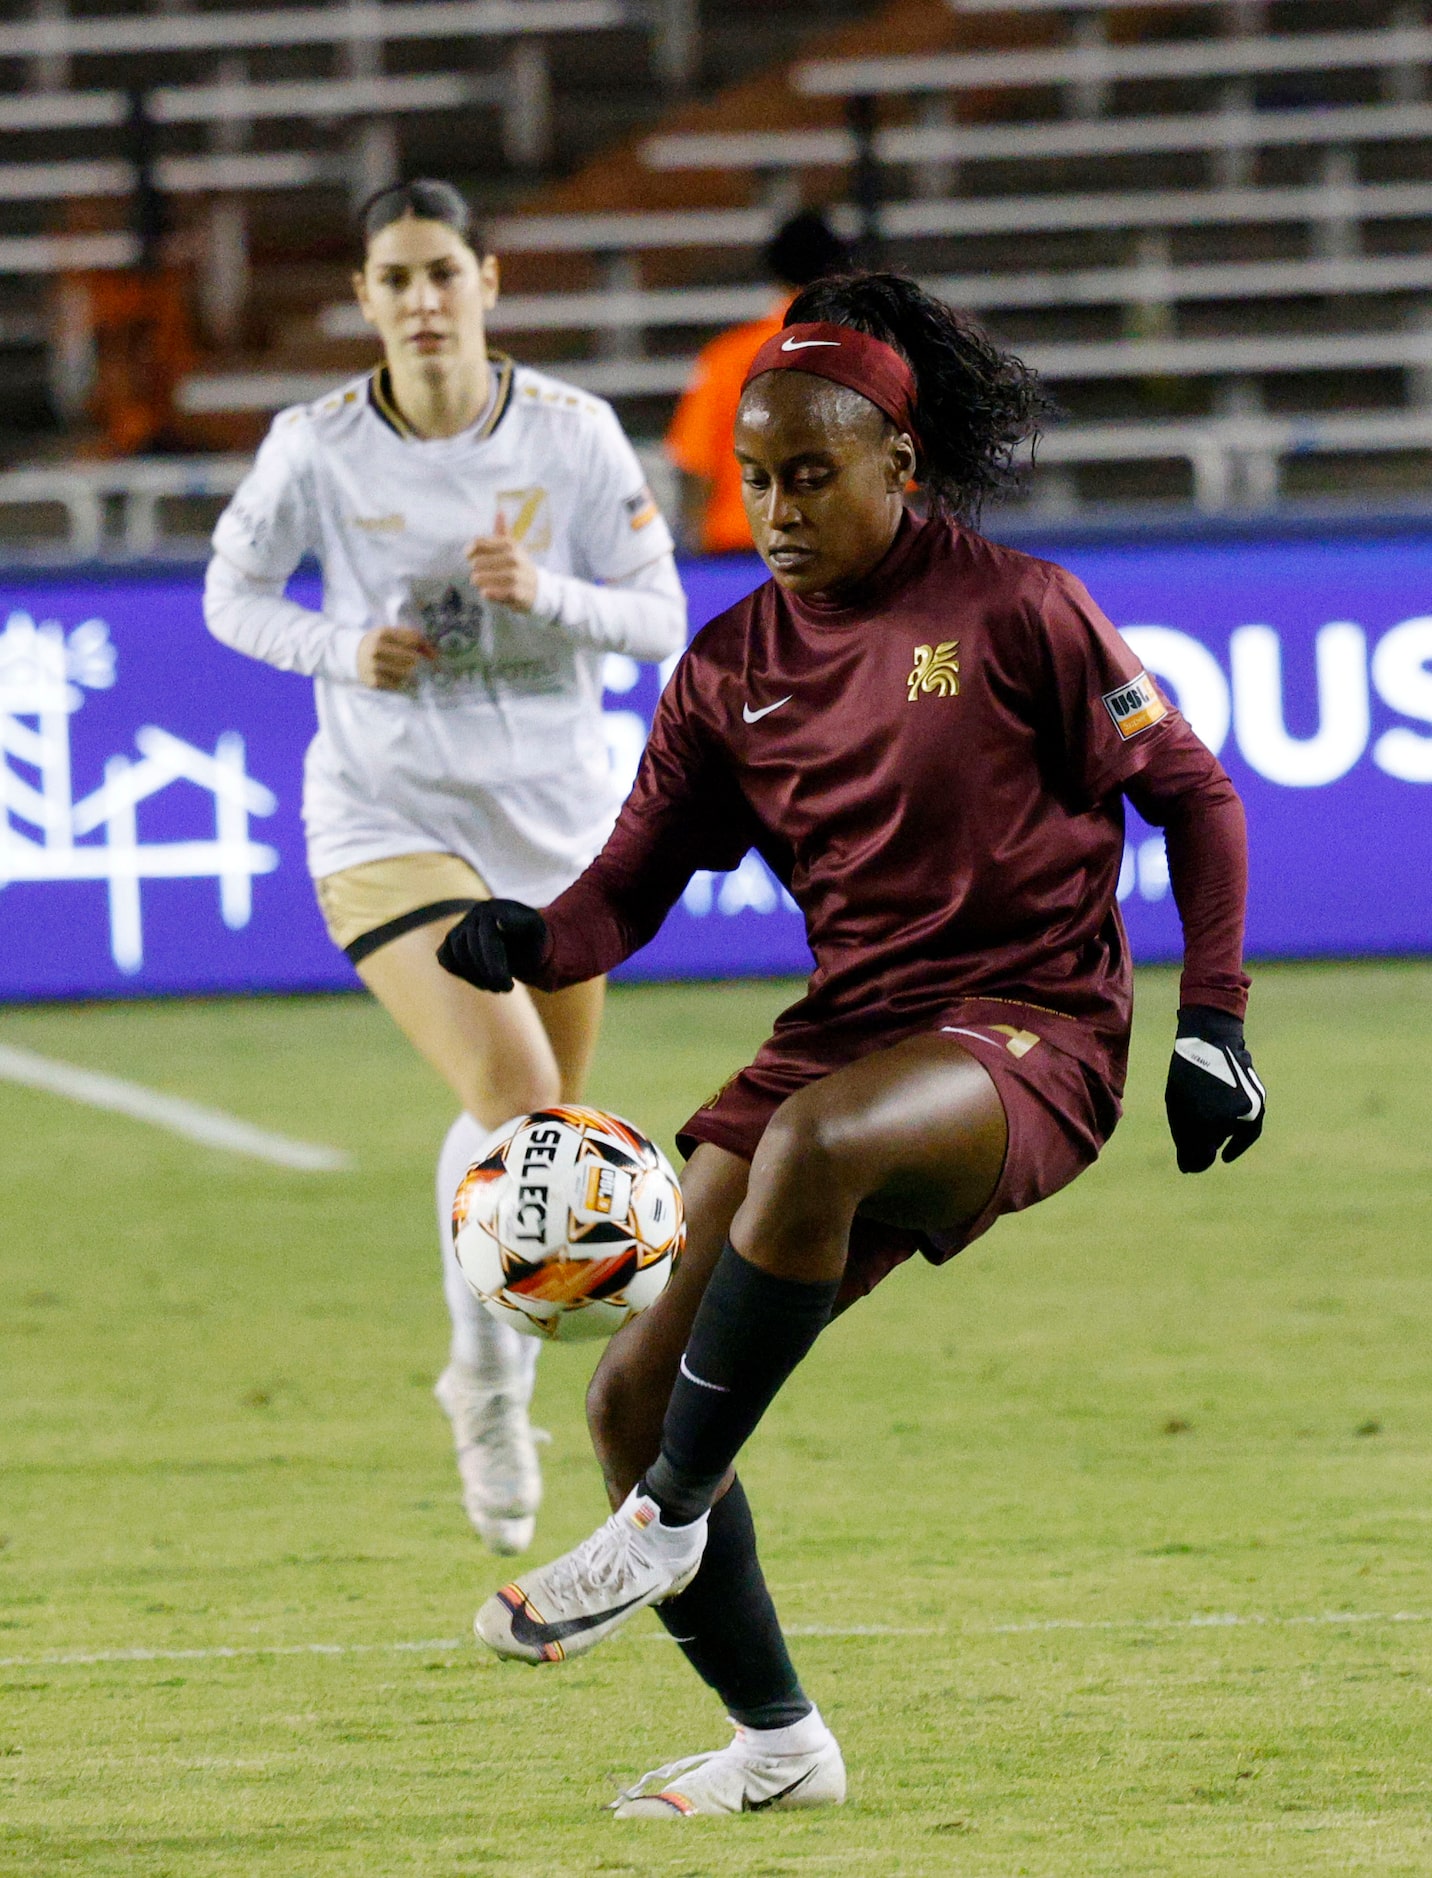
[609,1713,847,1818]
[474,1486,706,1664]
[434,1364,543,1556]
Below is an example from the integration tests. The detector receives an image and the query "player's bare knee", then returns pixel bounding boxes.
[753,1091,862,1216]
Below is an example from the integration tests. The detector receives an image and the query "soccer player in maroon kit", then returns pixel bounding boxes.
[438,273,1267,1818]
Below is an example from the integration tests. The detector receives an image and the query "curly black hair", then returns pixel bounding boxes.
[784,271,1054,523]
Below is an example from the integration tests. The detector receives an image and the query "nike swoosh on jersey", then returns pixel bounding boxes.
[742,1766,822,1812]
[780,337,841,351]
[742,696,793,723]
[499,1583,649,1647]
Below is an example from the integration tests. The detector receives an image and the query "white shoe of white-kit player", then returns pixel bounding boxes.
[434,1363,543,1556]
[473,1484,707,1664]
[609,1709,847,1817]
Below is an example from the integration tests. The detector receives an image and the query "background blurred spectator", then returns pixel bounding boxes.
[664,208,852,554]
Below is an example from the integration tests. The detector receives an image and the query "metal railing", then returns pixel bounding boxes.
[794,23,1432,100]
[317,247,1432,342]
[480,169,1432,255]
[0,457,250,559]
[8,414,1432,560]
[0,0,702,94]
[176,322,1432,414]
[1031,408,1432,512]
[642,95,1432,173]
[0,1,625,60]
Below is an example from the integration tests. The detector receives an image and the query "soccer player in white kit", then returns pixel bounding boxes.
[203,179,686,1554]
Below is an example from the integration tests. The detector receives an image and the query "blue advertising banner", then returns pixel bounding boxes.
[1,529,1429,1002]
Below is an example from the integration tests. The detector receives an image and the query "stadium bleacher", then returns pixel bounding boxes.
[3,0,1432,544]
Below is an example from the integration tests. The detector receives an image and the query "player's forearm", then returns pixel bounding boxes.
[530,554,687,660]
[1126,744,1250,1018]
[531,884,646,990]
[203,552,365,682]
[531,671,755,990]
[534,845,692,991]
[533,772,717,989]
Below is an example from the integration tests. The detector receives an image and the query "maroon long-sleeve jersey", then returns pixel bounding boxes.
[535,513,1248,1092]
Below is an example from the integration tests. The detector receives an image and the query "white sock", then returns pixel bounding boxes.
[437,1112,540,1402]
[739,1707,832,1758]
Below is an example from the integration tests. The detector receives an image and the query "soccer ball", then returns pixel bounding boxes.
[452,1105,684,1342]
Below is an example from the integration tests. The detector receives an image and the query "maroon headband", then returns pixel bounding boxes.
[741,321,921,444]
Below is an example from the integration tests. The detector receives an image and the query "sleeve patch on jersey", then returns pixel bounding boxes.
[1102,670,1168,741]
[623,485,660,531]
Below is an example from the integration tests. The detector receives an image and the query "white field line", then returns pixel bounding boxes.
[0,1628,928,1669]
[989,1609,1432,1635]
[4,1610,1427,1672]
[0,1637,466,1668]
[0,1042,352,1172]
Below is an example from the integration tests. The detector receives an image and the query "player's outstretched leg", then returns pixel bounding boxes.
[436,1112,543,1554]
[590,1151,843,1813]
[474,1144,745,1665]
[645,1035,1006,1534]
[475,1035,1005,1675]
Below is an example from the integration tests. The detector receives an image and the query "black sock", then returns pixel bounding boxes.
[653,1475,812,1731]
[643,1241,839,1525]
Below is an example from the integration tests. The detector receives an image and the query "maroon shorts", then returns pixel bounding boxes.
[677,999,1123,1309]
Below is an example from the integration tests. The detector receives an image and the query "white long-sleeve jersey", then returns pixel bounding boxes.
[205,360,686,899]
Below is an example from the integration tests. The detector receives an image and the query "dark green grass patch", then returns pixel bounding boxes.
[2,963,1430,1875]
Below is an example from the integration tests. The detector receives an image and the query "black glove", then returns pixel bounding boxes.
[1164,1005,1266,1174]
[437,899,549,994]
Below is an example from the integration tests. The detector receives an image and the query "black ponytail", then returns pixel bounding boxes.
[784,271,1053,524]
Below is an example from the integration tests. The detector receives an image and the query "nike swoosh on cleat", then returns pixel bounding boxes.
[742,696,792,724]
[500,1584,650,1649]
[780,337,840,351]
[742,1766,821,1812]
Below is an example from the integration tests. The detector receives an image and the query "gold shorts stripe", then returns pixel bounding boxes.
[314,852,490,955]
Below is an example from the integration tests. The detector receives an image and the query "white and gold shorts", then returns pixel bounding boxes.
[314,852,490,966]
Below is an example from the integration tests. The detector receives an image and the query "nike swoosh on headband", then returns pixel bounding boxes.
[742,696,793,724]
[499,1584,650,1646]
[780,337,840,351]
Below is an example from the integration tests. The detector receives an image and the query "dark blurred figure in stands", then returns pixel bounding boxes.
[60,91,198,456]
[665,209,852,555]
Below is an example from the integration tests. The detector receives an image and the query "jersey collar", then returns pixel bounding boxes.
[367,353,515,444]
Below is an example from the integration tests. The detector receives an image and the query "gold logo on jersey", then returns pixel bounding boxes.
[990,1024,1040,1058]
[907,640,960,701]
[496,485,552,552]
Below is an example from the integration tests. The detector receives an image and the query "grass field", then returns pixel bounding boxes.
[2,962,1431,1876]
